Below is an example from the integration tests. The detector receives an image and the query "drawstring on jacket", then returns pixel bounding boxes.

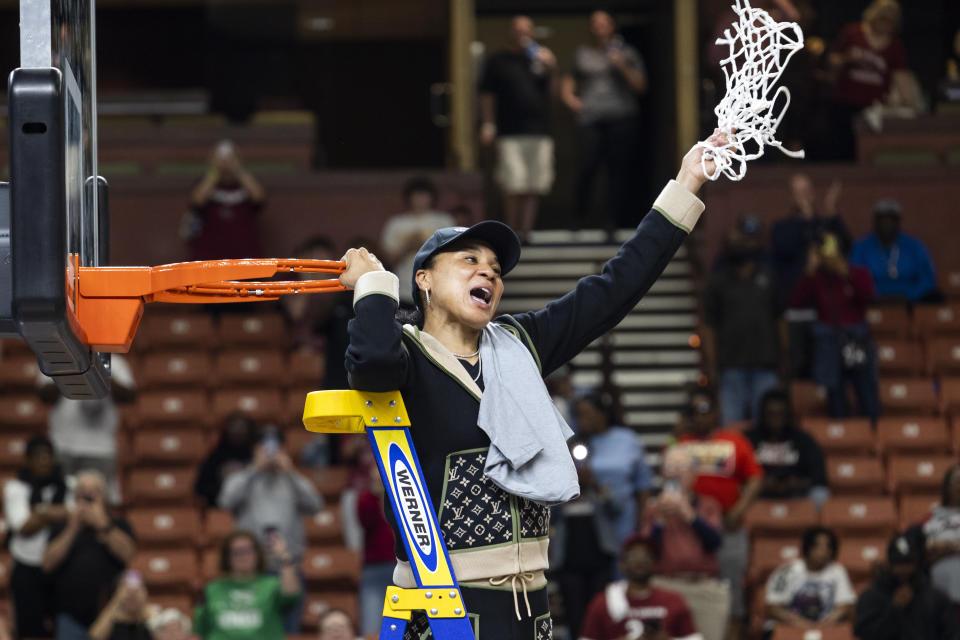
[489,572,537,620]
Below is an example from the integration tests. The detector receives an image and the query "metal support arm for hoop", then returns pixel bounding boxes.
[303,390,477,640]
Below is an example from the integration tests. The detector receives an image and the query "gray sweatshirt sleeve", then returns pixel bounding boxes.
[289,472,323,514]
[218,468,257,512]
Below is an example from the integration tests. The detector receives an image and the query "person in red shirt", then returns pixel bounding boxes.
[790,233,879,421]
[580,535,701,640]
[823,0,920,160]
[356,463,396,636]
[676,387,763,640]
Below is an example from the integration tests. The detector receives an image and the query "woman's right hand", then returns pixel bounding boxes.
[339,248,385,290]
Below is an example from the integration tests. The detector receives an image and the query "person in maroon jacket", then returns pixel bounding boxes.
[790,233,878,421]
[356,464,396,636]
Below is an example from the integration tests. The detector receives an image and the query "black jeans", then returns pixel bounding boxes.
[11,561,54,639]
[574,117,641,230]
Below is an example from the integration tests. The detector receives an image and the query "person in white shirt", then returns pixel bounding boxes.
[379,176,454,306]
[764,526,855,633]
[39,354,135,505]
[4,436,75,639]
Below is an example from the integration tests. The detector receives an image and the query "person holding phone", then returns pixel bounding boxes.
[218,428,321,633]
[580,535,701,640]
[42,470,137,640]
[89,571,155,640]
[195,530,301,640]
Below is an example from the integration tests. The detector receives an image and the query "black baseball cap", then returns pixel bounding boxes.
[887,534,920,564]
[411,221,522,308]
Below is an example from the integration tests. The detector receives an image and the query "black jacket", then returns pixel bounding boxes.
[854,571,960,640]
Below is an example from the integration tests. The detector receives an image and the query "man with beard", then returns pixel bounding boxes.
[580,535,701,640]
[854,533,960,640]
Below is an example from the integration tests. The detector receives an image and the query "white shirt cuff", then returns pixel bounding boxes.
[653,179,706,233]
[353,271,400,308]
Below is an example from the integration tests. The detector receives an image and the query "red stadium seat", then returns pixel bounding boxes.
[802,418,874,456]
[137,351,214,390]
[877,378,938,415]
[940,378,960,415]
[302,546,361,588]
[287,350,325,389]
[887,455,956,495]
[212,389,283,423]
[139,313,217,349]
[300,466,351,503]
[925,337,960,375]
[826,457,884,494]
[304,508,345,546]
[127,468,196,504]
[149,594,194,617]
[0,338,33,357]
[214,349,286,387]
[876,417,950,455]
[744,499,818,536]
[913,304,960,338]
[821,497,897,537]
[127,507,202,547]
[866,305,909,339]
[131,430,208,466]
[219,313,289,347]
[203,509,236,548]
[837,537,886,582]
[285,428,325,462]
[0,355,42,389]
[131,550,198,591]
[942,271,960,301]
[201,548,220,582]
[790,381,828,417]
[0,395,48,429]
[136,390,210,427]
[286,388,318,423]
[771,624,854,640]
[749,538,801,586]
[0,433,32,470]
[875,339,925,376]
[301,592,359,632]
[898,495,939,529]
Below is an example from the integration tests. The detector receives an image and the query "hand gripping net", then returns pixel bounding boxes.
[697,0,805,181]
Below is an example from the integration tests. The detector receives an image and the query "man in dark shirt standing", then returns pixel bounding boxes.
[43,470,136,640]
[479,15,557,242]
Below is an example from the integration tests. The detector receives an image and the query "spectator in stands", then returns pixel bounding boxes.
[703,216,787,425]
[922,464,960,617]
[89,570,155,640]
[146,609,193,640]
[824,0,921,160]
[546,365,577,430]
[218,427,322,633]
[194,530,300,640]
[195,412,260,508]
[285,235,341,354]
[357,465,395,636]
[854,532,960,639]
[641,446,728,640]
[575,389,652,548]
[42,470,137,640]
[479,15,557,241]
[850,199,940,304]
[579,535,700,640]
[764,527,855,634]
[677,386,764,640]
[317,609,358,640]
[744,389,829,510]
[5,436,73,640]
[561,11,647,231]
[771,174,849,300]
[380,178,454,307]
[449,203,474,228]
[185,140,265,261]
[40,354,135,505]
[790,233,879,421]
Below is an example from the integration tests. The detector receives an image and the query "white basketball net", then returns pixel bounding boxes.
[698,0,806,181]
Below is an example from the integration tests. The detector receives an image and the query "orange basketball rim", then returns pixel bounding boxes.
[75,258,346,353]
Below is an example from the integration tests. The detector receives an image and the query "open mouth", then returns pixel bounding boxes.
[470,287,492,306]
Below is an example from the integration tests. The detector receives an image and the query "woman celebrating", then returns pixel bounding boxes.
[339,138,720,639]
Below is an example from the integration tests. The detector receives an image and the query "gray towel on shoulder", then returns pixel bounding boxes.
[476,323,580,506]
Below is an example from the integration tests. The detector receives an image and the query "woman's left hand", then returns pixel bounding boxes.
[675,129,730,195]
[339,247,385,290]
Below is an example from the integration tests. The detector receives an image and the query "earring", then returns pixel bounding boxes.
[425,289,431,306]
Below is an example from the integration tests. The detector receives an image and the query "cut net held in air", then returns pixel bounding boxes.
[697,0,805,182]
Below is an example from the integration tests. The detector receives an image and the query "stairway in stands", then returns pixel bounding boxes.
[502,229,700,462]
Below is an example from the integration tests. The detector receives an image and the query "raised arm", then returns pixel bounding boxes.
[510,139,719,374]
